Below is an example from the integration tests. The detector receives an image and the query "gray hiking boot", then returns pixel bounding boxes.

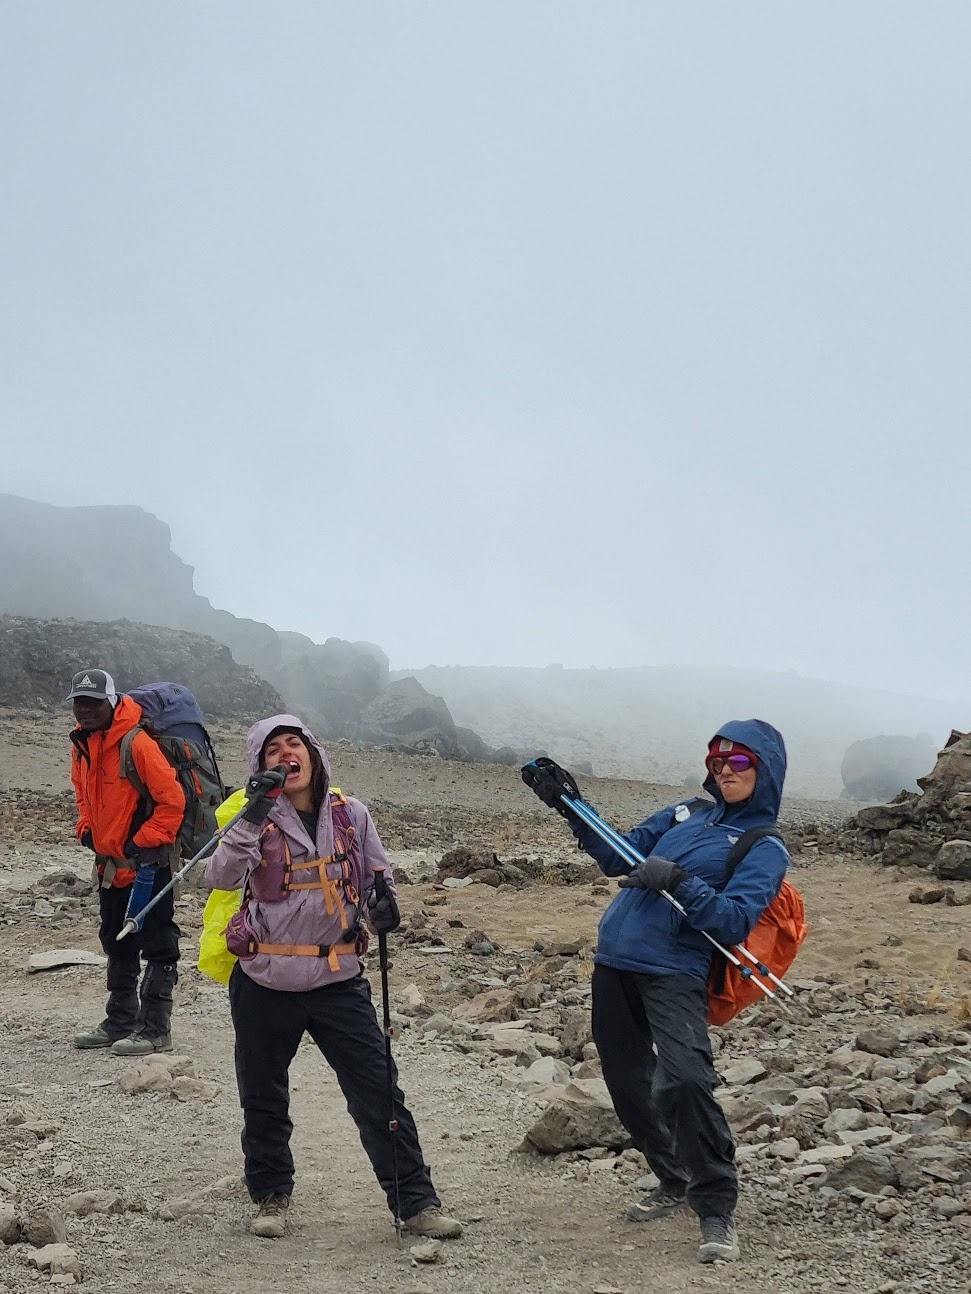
[698,1214,740,1263]
[73,1024,119,1050]
[626,1183,688,1222]
[249,1193,290,1239]
[110,1033,173,1057]
[402,1205,463,1239]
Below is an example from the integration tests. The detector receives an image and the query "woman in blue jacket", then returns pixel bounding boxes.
[527,719,788,1265]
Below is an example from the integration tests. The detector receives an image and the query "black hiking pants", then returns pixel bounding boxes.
[98,870,181,1041]
[229,966,440,1219]
[592,964,737,1218]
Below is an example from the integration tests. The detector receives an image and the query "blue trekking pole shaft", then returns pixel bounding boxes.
[564,795,779,1004]
[571,800,795,997]
[116,795,256,942]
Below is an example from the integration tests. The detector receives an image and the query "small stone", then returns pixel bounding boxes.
[410,1237,442,1263]
[398,985,427,1015]
[64,1190,124,1217]
[27,1242,81,1278]
[0,1201,21,1244]
[855,1029,900,1058]
[720,1058,767,1086]
[170,1077,219,1101]
[957,947,971,963]
[23,1208,67,1246]
[26,948,107,973]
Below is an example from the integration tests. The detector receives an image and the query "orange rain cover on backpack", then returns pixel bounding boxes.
[707,879,808,1026]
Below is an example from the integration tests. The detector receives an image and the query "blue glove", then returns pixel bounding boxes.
[617,856,687,893]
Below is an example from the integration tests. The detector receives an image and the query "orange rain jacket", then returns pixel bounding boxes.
[70,696,186,888]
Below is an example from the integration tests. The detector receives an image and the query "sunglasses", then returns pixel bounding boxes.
[706,754,756,775]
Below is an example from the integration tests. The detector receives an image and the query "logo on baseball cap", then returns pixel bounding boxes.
[65,669,118,705]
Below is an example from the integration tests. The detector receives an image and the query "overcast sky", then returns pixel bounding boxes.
[2,3,969,701]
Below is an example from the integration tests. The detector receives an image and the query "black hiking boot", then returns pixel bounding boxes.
[698,1213,740,1263]
[626,1183,688,1222]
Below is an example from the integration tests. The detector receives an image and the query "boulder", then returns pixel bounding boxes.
[881,828,942,869]
[934,839,971,881]
[360,677,462,758]
[524,1079,629,1153]
[452,989,518,1025]
[821,1150,898,1193]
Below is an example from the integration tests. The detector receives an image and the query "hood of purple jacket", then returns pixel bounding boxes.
[245,713,332,790]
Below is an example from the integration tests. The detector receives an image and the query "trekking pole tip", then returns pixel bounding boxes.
[115,920,138,942]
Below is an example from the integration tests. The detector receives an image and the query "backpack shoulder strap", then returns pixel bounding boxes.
[119,726,152,802]
[724,825,785,884]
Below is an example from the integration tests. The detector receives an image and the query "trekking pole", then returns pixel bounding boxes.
[115,794,257,942]
[372,867,402,1242]
[568,798,795,999]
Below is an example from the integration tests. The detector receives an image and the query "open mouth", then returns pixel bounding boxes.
[286,761,302,777]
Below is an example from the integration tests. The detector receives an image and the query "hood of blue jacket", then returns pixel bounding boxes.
[702,718,787,823]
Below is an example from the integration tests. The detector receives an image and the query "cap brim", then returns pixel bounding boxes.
[65,689,110,702]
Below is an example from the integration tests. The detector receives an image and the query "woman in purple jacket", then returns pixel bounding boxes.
[206,714,462,1242]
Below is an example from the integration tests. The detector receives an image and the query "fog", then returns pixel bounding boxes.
[2,4,970,705]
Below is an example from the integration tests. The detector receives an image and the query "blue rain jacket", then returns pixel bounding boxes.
[578,719,790,982]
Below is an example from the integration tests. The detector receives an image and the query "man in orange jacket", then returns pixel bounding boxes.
[67,668,186,1057]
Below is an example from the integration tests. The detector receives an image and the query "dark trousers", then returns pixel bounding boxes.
[98,871,181,1040]
[229,966,440,1219]
[592,964,737,1218]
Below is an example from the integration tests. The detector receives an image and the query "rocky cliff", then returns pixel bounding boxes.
[0,615,284,718]
[0,495,490,758]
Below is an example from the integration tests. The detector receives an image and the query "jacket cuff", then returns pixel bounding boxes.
[668,865,688,894]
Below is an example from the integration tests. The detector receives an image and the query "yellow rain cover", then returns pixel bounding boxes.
[196,788,247,985]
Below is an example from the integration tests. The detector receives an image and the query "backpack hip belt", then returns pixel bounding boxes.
[247,936,364,972]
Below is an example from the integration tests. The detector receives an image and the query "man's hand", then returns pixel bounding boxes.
[241,764,288,824]
[122,842,170,868]
[80,829,95,852]
[617,856,687,893]
[368,869,401,933]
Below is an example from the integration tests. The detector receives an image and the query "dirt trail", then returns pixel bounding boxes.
[1,712,969,1293]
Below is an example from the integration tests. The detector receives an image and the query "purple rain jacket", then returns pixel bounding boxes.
[205,714,397,992]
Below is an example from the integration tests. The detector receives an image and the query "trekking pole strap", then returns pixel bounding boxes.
[566,796,777,1002]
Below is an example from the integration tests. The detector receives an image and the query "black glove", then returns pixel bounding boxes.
[368,869,401,933]
[617,856,687,893]
[80,830,95,852]
[122,842,170,868]
[242,764,288,824]
[521,757,581,818]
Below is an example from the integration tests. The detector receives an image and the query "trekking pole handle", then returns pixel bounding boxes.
[115,794,258,941]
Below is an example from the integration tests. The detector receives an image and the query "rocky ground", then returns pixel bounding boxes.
[1,709,970,1294]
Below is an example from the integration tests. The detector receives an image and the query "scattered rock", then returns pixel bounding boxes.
[63,1189,124,1217]
[523,1079,629,1153]
[410,1237,443,1263]
[27,1243,81,1278]
[0,1201,21,1244]
[451,989,518,1025]
[22,1207,67,1246]
[26,948,107,973]
[855,1028,899,1058]
[720,1058,767,1086]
